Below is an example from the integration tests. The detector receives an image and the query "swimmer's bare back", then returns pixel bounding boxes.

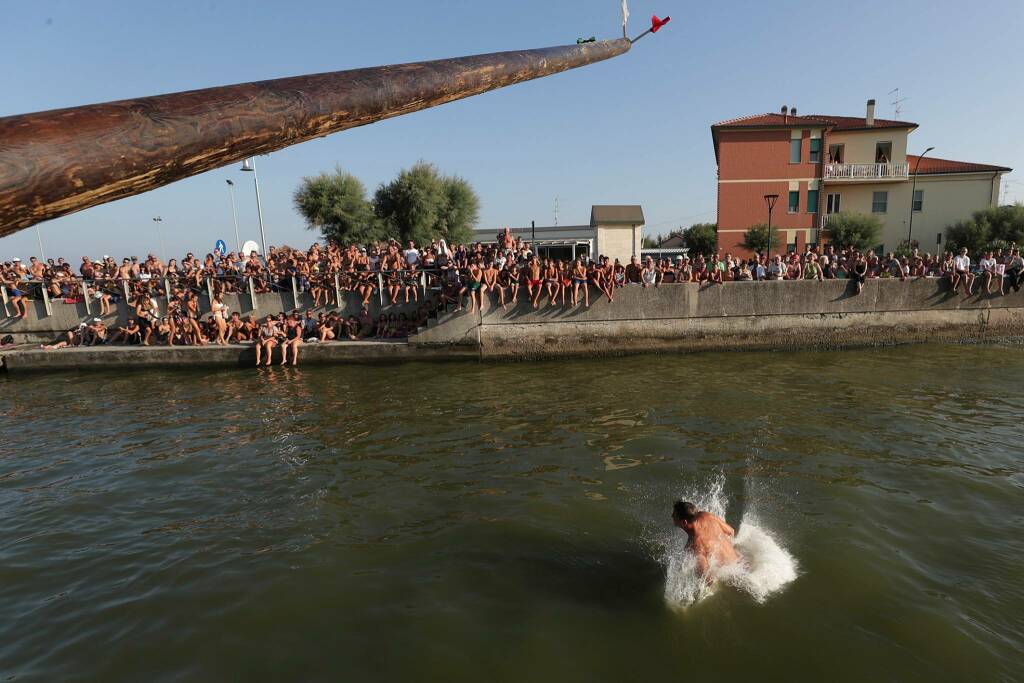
[673,502,741,581]
[690,512,740,577]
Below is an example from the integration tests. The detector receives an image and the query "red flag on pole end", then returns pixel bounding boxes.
[651,15,671,33]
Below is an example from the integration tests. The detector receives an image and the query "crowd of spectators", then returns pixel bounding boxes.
[5,228,1023,365]
[637,244,1024,297]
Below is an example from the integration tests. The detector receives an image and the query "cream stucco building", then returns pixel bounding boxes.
[713,100,1012,255]
[820,101,1011,251]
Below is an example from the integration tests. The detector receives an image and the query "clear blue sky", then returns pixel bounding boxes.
[2,0,1021,260]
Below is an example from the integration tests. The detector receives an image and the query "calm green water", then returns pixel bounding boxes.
[1,345,1022,682]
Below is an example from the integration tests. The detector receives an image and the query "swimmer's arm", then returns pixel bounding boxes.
[719,520,736,537]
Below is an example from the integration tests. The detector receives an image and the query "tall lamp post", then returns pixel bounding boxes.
[35,226,46,261]
[240,157,268,257]
[152,216,167,263]
[907,146,935,245]
[764,194,779,258]
[226,179,241,253]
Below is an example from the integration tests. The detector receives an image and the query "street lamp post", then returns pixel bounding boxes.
[152,216,167,263]
[908,146,935,245]
[764,194,779,259]
[35,226,46,262]
[240,157,268,257]
[226,179,241,253]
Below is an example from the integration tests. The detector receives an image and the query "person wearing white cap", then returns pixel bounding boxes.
[84,317,107,346]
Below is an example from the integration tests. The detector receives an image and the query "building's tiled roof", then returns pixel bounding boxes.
[804,114,917,131]
[590,205,645,225]
[711,112,917,131]
[710,112,919,163]
[907,154,1012,175]
[711,113,829,128]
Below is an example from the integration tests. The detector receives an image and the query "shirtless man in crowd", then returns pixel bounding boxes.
[526,257,544,309]
[672,501,740,583]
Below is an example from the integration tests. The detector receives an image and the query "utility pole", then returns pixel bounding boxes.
[908,147,935,244]
[764,194,779,258]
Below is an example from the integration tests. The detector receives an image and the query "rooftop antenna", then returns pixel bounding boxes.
[1001,179,1017,205]
[888,87,907,119]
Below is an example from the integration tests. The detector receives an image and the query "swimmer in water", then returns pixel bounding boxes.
[672,501,740,583]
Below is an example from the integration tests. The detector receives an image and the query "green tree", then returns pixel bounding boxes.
[973,203,1024,245]
[945,219,992,255]
[292,167,382,245]
[740,223,780,254]
[642,233,665,249]
[682,223,718,257]
[943,204,1024,255]
[825,212,883,250]
[373,162,480,245]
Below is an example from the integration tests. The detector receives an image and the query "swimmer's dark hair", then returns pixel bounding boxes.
[673,501,698,523]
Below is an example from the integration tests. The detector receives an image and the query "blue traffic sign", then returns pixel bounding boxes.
[215,239,227,254]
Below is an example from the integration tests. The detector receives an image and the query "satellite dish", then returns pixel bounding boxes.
[241,240,260,256]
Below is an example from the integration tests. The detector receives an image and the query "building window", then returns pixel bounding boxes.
[807,189,819,213]
[913,189,924,212]
[790,139,801,164]
[809,138,821,163]
[875,142,892,164]
[828,144,845,164]
[788,191,800,213]
[872,191,888,213]
[827,193,841,214]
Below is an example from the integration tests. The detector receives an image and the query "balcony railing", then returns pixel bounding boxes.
[824,162,909,181]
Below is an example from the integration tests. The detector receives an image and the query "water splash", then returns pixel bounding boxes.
[658,472,799,609]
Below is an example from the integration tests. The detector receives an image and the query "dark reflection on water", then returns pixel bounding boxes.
[1,344,1023,682]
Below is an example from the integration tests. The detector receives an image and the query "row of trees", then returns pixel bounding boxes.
[293,163,480,246]
[944,204,1024,255]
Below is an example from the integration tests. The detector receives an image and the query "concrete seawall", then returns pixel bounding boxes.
[413,277,1024,359]
[0,287,422,343]
[3,278,1023,372]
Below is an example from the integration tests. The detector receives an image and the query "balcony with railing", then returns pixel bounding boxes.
[824,162,909,181]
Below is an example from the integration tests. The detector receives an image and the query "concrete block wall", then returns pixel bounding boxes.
[0,286,426,343]
[409,278,1024,360]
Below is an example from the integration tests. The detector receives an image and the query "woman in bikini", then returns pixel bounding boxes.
[184,294,207,345]
[210,294,228,345]
[256,315,279,367]
[282,314,303,366]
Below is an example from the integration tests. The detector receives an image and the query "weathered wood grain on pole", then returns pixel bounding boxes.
[0,39,630,237]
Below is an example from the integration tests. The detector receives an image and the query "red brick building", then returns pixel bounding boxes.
[711,101,1011,257]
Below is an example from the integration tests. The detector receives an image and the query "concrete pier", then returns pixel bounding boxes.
[3,278,1024,372]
